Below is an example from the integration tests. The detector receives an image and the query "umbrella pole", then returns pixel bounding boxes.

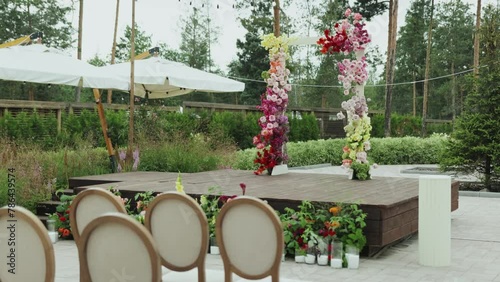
[93,88,118,173]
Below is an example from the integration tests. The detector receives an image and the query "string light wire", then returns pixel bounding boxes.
[228,66,484,89]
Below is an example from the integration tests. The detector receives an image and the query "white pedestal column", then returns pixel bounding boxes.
[418,175,451,266]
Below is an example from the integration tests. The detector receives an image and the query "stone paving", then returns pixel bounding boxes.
[53,165,500,282]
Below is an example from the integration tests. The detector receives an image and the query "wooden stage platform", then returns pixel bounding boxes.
[69,170,459,256]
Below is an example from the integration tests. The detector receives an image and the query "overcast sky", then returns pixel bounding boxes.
[68,0,495,74]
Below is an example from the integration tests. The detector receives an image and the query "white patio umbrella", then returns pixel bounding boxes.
[0,43,130,172]
[100,57,245,99]
[0,44,129,90]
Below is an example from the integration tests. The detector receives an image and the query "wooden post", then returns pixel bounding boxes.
[422,0,435,137]
[273,0,280,37]
[108,0,120,104]
[75,0,84,102]
[473,0,481,76]
[128,0,136,154]
[93,88,117,172]
[56,109,62,133]
[384,0,398,137]
[412,72,417,117]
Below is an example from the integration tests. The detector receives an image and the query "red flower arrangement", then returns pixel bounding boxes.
[317,8,371,55]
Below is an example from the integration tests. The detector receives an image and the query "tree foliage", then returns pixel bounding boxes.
[178,1,219,71]
[440,4,500,191]
[0,0,74,49]
[392,0,474,120]
[228,0,275,105]
[115,23,154,63]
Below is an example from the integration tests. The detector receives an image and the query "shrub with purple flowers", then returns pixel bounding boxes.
[116,148,140,172]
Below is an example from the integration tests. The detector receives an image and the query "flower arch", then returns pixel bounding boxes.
[253,34,292,175]
[317,9,373,179]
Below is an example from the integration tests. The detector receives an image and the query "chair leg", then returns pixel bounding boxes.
[224,270,232,282]
[198,267,206,282]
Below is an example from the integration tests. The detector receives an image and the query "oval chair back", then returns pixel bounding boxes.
[0,205,55,282]
[215,196,283,282]
[78,212,161,282]
[145,192,208,282]
[69,187,127,243]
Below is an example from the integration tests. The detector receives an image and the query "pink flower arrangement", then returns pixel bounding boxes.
[317,9,373,177]
[338,58,369,94]
[253,35,291,175]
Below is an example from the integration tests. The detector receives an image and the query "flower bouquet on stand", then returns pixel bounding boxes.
[253,34,291,176]
[317,8,374,180]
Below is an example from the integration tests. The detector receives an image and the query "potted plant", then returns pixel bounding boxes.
[48,191,76,240]
[335,203,367,269]
[198,186,222,254]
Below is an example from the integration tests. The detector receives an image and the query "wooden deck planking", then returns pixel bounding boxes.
[70,169,459,256]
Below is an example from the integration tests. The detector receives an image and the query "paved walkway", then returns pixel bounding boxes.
[53,165,500,282]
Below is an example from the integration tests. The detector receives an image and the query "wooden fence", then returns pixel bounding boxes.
[0,99,452,138]
[182,101,386,138]
[0,99,178,133]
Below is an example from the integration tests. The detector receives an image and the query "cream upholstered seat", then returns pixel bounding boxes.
[0,206,55,282]
[78,212,162,282]
[69,187,127,243]
[145,192,209,282]
[215,196,284,282]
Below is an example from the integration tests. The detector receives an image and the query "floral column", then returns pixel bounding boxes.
[317,9,372,180]
[253,34,292,175]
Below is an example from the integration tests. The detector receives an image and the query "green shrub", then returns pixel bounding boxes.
[0,142,110,212]
[288,113,320,142]
[231,135,448,169]
[369,134,447,165]
[208,111,260,149]
[370,114,453,137]
[139,133,232,173]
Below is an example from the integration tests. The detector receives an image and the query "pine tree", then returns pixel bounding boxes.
[441,5,500,191]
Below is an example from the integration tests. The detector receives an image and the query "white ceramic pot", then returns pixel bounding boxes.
[330,258,342,268]
[346,253,359,269]
[317,255,328,266]
[295,255,305,263]
[210,246,220,255]
[305,254,316,264]
[48,231,58,244]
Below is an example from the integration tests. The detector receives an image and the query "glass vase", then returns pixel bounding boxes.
[330,240,343,268]
[346,245,360,269]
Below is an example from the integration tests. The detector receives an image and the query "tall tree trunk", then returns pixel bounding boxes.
[473,0,481,76]
[75,0,83,102]
[107,0,120,104]
[412,72,417,116]
[128,0,136,154]
[421,0,434,137]
[384,0,398,137]
[274,0,280,37]
[451,62,456,123]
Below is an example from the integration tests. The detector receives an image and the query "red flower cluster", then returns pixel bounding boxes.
[317,10,371,55]
[293,228,308,250]
[317,27,349,54]
[254,146,279,175]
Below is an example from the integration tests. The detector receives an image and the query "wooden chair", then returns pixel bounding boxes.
[69,187,127,243]
[144,192,208,282]
[215,196,284,282]
[0,205,55,282]
[78,212,162,282]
